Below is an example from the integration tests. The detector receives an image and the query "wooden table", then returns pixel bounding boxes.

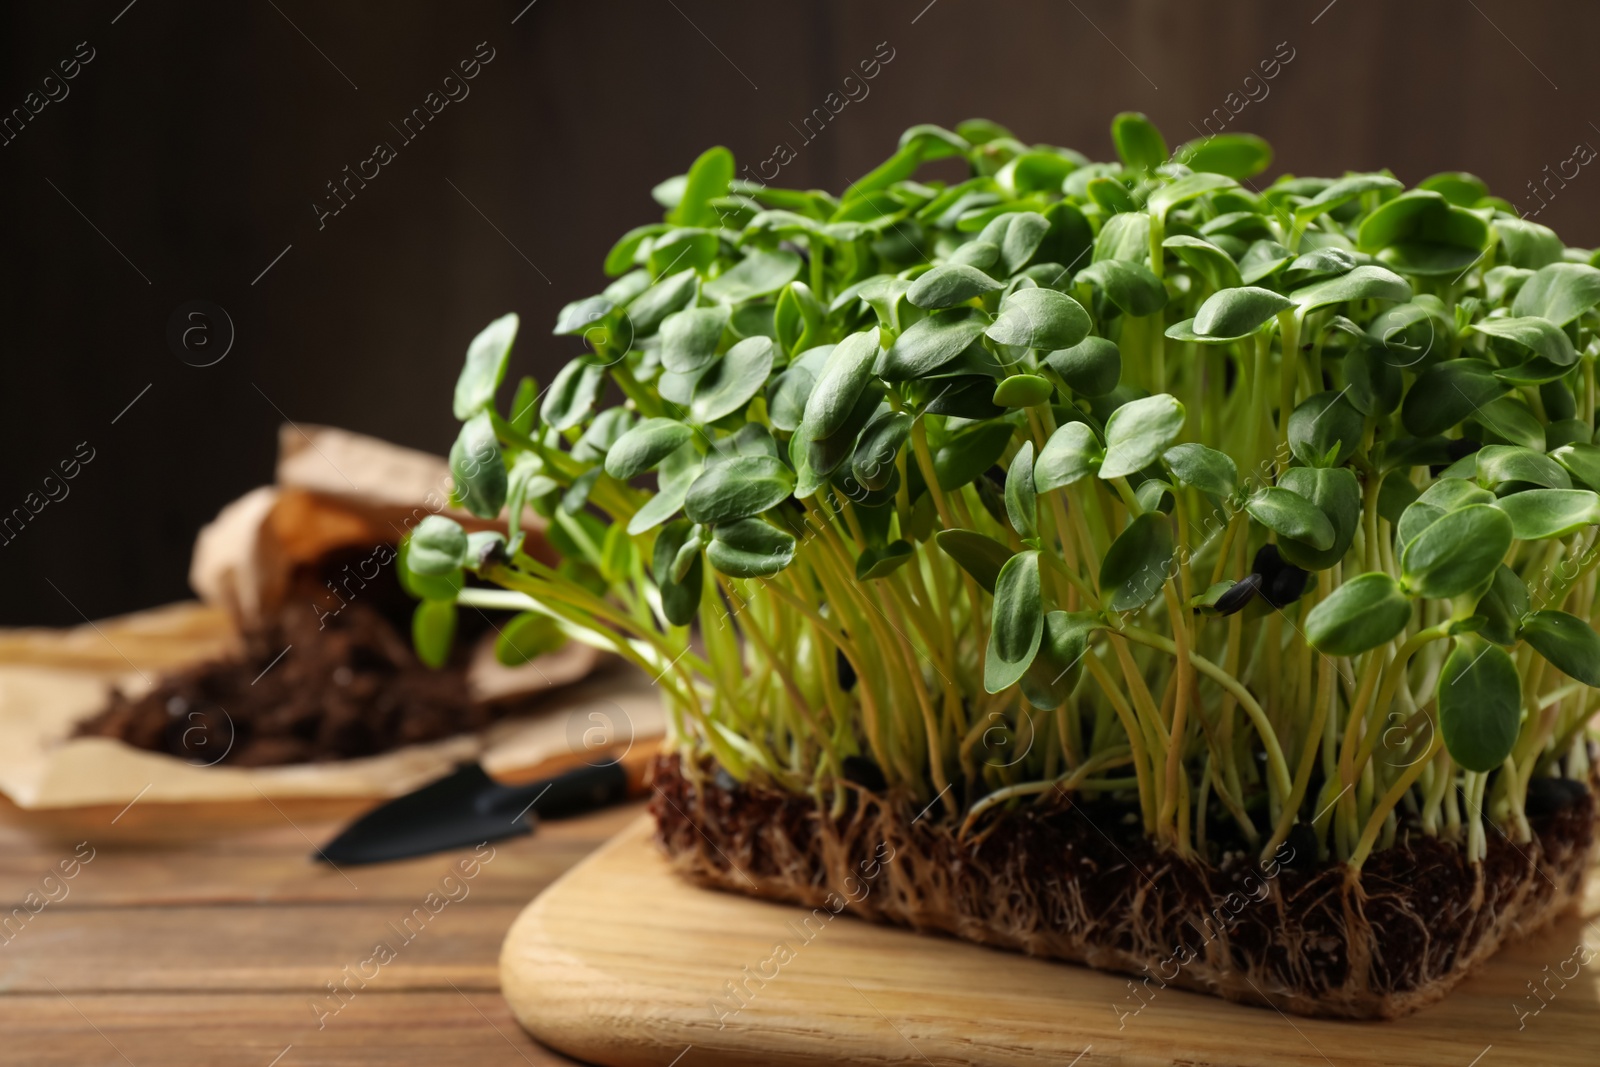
[0,792,642,1066]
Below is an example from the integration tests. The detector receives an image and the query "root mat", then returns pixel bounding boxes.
[500,818,1598,1067]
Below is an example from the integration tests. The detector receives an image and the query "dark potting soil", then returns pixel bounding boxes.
[652,752,1597,1017]
[75,545,503,767]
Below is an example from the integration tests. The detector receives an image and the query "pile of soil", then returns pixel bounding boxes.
[75,546,501,767]
[651,752,1597,1019]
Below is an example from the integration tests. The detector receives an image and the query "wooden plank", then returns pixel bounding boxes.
[0,992,583,1066]
[0,802,641,906]
[503,818,1600,1067]
[1,902,519,993]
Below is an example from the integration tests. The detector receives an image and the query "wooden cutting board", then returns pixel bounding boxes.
[501,817,1599,1067]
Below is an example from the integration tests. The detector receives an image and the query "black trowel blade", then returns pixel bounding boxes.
[315,762,532,866]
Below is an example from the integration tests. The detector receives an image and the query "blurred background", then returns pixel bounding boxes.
[1,0,1592,625]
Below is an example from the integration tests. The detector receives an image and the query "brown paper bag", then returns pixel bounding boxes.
[0,427,660,810]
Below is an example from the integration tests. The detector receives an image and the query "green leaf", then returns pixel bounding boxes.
[1293,174,1403,227]
[540,358,607,431]
[659,306,730,375]
[1477,565,1530,645]
[1046,336,1121,397]
[1493,489,1600,540]
[626,442,701,535]
[879,307,991,381]
[802,387,883,491]
[766,348,827,433]
[1284,247,1357,288]
[495,612,567,665]
[985,550,1044,693]
[1401,504,1514,598]
[1148,172,1236,221]
[1276,466,1361,570]
[985,288,1091,350]
[1288,390,1364,468]
[605,418,692,481]
[1162,443,1236,499]
[1465,398,1542,454]
[1497,217,1565,269]
[1520,610,1600,686]
[906,263,1002,309]
[1100,394,1185,479]
[1344,345,1403,416]
[1289,264,1411,314]
[1174,133,1272,179]
[1004,442,1038,539]
[1472,316,1579,369]
[978,211,1052,274]
[1240,240,1294,285]
[706,518,796,578]
[852,410,911,491]
[408,516,468,576]
[452,313,519,420]
[803,331,881,439]
[1110,111,1167,172]
[603,225,667,277]
[626,269,699,336]
[1438,635,1522,773]
[1163,235,1242,292]
[1306,573,1413,656]
[703,249,803,304]
[652,519,705,627]
[411,600,457,670]
[1401,359,1508,437]
[1356,190,1491,277]
[1246,486,1336,551]
[647,229,719,277]
[1184,286,1292,342]
[1553,443,1600,491]
[1475,445,1570,490]
[560,299,614,335]
[1419,476,1496,511]
[1094,210,1149,261]
[935,529,1013,594]
[464,530,506,572]
[450,412,507,519]
[573,407,633,463]
[1099,512,1174,612]
[670,146,734,228]
[1034,421,1102,492]
[1378,469,1421,525]
[1020,610,1101,709]
[1511,262,1600,325]
[775,280,826,355]
[692,336,776,424]
[684,455,796,526]
[992,373,1053,408]
[856,540,914,581]
[1419,171,1487,206]
[1087,175,1137,215]
[934,420,1015,490]
[1076,259,1167,317]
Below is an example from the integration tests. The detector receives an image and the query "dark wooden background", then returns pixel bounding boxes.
[2,0,1593,625]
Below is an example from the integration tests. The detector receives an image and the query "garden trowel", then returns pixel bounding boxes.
[315,748,653,865]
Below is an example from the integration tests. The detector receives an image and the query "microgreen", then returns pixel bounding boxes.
[406,114,1600,869]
